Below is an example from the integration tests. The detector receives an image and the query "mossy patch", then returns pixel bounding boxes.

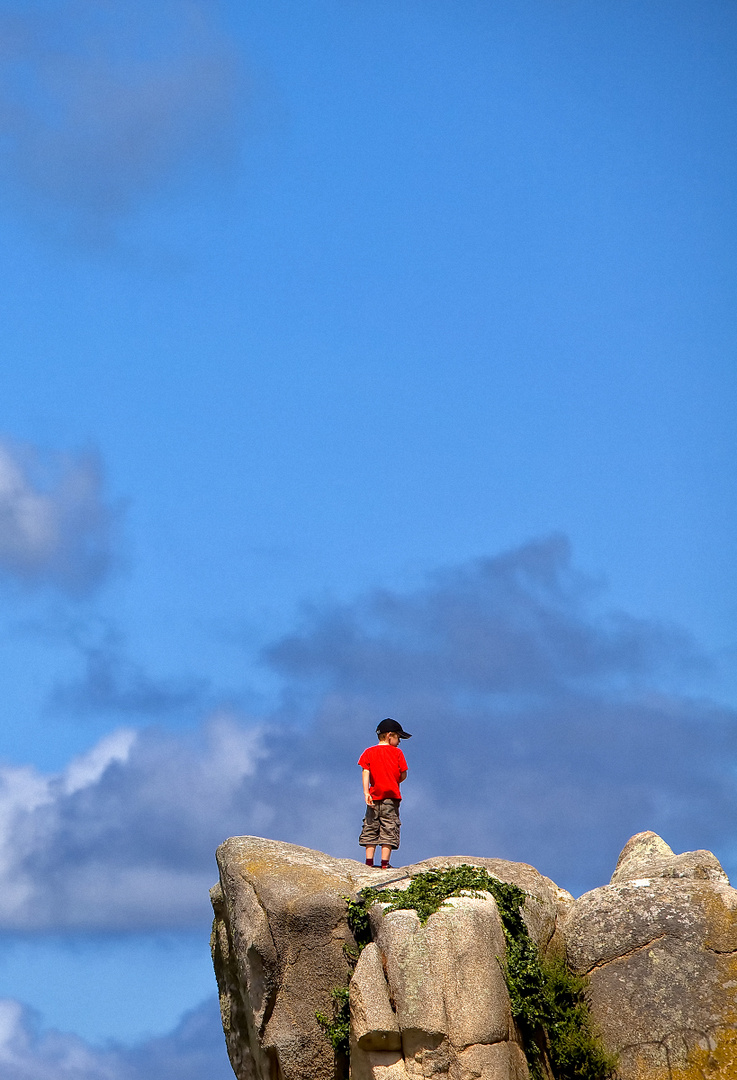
[345,893,373,952]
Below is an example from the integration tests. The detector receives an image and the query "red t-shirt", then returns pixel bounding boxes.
[358,744,408,801]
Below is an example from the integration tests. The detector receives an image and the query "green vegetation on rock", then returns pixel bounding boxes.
[315,895,372,1062]
[363,865,617,1080]
[375,863,528,924]
[317,864,616,1080]
[315,985,351,1058]
[345,893,373,953]
[542,957,618,1080]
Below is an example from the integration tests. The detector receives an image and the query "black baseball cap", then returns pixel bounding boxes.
[376,717,412,739]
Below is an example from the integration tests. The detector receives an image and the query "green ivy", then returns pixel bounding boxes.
[315,986,350,1058]
[317,865,616,1080]
[314,894,373,1068]
[359,865,617,1080]
[372,863,527,926]
[344,893,373,952]
[542,958,618,1080]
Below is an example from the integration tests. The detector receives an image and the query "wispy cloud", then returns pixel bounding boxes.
[0,0,244,241]
[0,538,733,929]
[51,624,206,717]
[0,997,231,1080]
[0,439,117,594]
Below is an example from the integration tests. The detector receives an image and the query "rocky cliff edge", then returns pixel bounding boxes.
[210,832,737,1080]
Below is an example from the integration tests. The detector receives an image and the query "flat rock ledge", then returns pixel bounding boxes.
[210,831,737,1080]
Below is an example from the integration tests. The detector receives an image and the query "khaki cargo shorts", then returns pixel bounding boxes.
[359,798,401,850]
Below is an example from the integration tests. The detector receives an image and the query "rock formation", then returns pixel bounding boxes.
[211,831,737,1079]
[563,831,737,1079]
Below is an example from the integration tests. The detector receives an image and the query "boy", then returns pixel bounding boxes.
[358,718,411,868]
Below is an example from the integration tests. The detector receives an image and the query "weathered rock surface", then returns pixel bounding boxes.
[610,829,729,887]
[211,832,737,1080]
[352,895,519,1080]
[211,835,389,1080]
[563,831,737,1079]
[212,837,567,1080]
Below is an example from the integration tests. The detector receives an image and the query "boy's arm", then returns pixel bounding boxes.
[398,750,408,785]
[362,768,374,805]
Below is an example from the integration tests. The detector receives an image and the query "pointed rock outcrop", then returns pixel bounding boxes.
[610,829,729,886]
[563,833,737,1079]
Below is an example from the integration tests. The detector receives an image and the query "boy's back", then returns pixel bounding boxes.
[358,741,407,801]
[358,718,411,868]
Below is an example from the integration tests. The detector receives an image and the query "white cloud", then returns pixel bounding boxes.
[0,714,265,930]
[62,729,137,797]
[0,999,117,1080]
[0,997,232,1080]
[0,765,53,915]
[0,440,116,593]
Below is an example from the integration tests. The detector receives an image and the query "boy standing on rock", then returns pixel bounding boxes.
[358,718,411,868]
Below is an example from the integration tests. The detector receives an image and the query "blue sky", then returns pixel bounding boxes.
[0,0,734,1076]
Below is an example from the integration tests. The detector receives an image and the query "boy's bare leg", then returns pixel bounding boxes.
[380,845,392,865]
[364,846,376,865]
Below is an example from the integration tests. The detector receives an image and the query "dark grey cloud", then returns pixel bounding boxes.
[51,624,206,717]
[0,996,232,1080]
[0,439,117,594]
[266,535,706,697]
[120,998,233,1080]
[0,537,734,930]
[261,538,734,890]
[0,0,244,240]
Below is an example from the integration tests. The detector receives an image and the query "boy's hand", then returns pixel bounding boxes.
[365,793,374,806]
